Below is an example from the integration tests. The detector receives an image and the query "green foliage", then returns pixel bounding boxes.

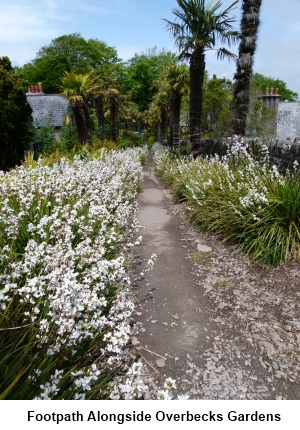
[15,55,69,94]
[191,252,204,264]
[163,0,239,62]
[34,124,56,155]
[59,71,99,144]
[202,74,233,138]
[117,130,143,149]
[154,148,300,265]
[91,136,120,152]
[178,144,191,156]
[241,170,300,264]
[247,100,277,137]
[253,73,298,101]
[147,135,157,146]
[123,48,177,111]
[0,57,33,171]
[60,124,79,151]
[163,0,239,152]
[16,33,120,94]
[29,121,79,158]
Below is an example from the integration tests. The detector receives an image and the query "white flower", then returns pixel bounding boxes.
[157,389,173,400]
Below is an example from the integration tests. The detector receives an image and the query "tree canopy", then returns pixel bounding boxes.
[0,56,33,171]
[202,74,233,138]
[123,48,177,111]
[16,33,120,94]
[253,73,298,101]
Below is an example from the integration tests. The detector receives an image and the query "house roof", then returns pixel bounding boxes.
[26,94,72,128]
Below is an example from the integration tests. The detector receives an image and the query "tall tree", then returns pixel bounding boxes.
[59,71,99,144]
[93,67,132,142]
[164,0,238,157]
[16,34,120,94]
[123,48,177,112]
[165,63,189,148]
[232,0,262,137]
[105,77,128,142]
[93,68,109,141]
[0,57,33,171]
[108,86,121,143]
[152,77,171,146]
[202,74,233,138]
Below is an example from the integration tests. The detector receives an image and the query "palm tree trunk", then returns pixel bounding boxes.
[72,101,89,144]
[169,94,174,148]
[160,108,168,146]
[172,92,182,149]
[155,122,159,142]
[94,95,105,141]
[189,49,205,157]
[110,101,119,142]
[83,100,93,144]
[232,0,262,137]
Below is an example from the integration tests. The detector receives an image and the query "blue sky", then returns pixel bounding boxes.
[0,0,299,98]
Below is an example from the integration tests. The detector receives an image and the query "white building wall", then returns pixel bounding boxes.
[277,102,300,140]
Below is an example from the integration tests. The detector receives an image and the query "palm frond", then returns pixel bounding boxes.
[216,47,237,61]
[163,0,239,55]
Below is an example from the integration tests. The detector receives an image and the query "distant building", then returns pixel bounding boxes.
[26,82,74,140]
[277,101,300,141]
[258,87,300,140]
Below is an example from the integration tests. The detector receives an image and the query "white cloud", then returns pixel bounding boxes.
[0,2,65,43]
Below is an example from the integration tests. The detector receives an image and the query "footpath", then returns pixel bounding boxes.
[130,153,300,400]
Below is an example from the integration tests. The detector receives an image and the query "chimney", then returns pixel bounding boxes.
[256,87,281,135]
[27,83,44,94]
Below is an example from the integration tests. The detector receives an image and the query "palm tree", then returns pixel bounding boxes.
[121,100,141,131]
[143,107,161,142]
[152,78,170,146]
[94,92,106,141]
[164,0,239,157]
[108,86,121,142]
[151,92,169,146]
[59,71,99,144]
[94,72,129,142]
[166,63,189,149]
[93,70,107,142]
[232,0,262,138]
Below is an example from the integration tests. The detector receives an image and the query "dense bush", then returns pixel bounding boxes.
[33,124,56,155]
[60,124,79,151]
[117,130,143,149]
[0,57,33,171]
[153,143,300,265]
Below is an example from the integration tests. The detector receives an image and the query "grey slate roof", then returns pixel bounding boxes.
[26,94,73,128]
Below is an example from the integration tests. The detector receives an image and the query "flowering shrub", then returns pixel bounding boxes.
[153,143,300,265]
[0,147,150,399]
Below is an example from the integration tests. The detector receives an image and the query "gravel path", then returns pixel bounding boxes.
[130,154,300,400]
